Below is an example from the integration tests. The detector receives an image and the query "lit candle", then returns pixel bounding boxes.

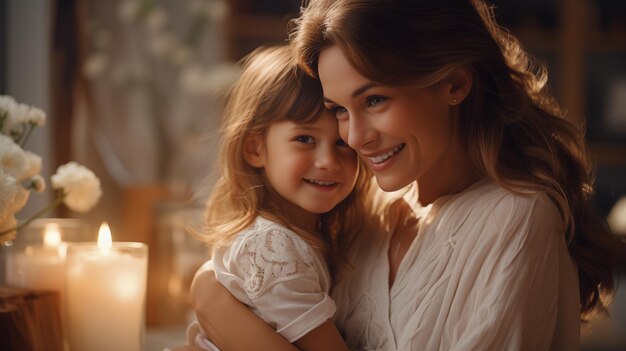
[65,222,148,351]
[5,222,69,294]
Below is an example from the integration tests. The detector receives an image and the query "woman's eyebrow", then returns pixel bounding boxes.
[323,82,379,104]
[352,82,378,98]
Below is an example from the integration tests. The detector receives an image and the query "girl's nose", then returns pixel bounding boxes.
[315,147,342,171]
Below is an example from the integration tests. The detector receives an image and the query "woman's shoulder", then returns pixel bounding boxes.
[449,178,557,214]
[436,179,561,235]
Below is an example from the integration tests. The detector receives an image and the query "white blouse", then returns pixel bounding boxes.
[196,215,335,347]
[332,179,580,351]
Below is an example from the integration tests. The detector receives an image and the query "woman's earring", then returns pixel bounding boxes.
[452,98,458,105]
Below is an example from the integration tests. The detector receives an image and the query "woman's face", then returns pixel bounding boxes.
[318,45,465,193]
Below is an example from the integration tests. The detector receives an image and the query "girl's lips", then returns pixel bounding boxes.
[304,179,340,191]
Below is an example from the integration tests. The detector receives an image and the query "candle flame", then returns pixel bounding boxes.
[43,223,62,248]
[97,222,113,251]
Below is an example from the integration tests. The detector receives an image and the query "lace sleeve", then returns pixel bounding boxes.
[233,222,336,342]
[236,224,319,298]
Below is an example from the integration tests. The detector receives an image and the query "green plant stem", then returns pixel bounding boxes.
[19,123,35,147]
[0,194,65,240]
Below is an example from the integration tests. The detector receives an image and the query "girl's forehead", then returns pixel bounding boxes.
[271,113,338,132]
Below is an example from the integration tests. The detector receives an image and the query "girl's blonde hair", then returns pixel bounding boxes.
[290,0,626,317]
[201,45,373,276]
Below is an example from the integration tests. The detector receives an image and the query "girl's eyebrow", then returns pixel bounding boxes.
[323,82,379,104]
[292,125,320,132]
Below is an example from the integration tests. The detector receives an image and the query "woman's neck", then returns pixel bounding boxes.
[417,140,483,206]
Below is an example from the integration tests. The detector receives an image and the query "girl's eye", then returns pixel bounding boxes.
[295,135,315,144]
[336,138,349,147]
[366,95,387,108]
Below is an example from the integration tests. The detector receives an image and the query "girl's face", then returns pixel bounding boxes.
[249,112,358,221]
[318,45,468,194]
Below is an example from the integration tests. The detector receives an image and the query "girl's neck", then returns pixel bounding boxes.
[278,200,321,236]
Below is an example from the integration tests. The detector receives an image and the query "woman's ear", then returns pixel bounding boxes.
[243,133,266,168]
[442,68,472,105]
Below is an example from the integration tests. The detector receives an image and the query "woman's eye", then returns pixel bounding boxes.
[328,105,348,119]
[295,135,315,144]
[366,95,387,108]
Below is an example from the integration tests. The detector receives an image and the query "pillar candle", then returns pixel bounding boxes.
[65,223,148,351]
[4,218,88,296]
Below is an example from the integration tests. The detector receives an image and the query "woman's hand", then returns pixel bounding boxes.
[190,264,298,351]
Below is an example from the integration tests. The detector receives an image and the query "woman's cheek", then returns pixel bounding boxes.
[338,120,350,144]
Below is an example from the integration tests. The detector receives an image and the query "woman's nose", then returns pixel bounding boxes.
[345,113,377,150]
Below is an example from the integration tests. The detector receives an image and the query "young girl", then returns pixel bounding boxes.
[187,45,374,351]
[187,0,626,350]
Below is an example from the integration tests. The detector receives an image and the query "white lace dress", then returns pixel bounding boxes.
[192,216,335,350]
[332,179,580,351]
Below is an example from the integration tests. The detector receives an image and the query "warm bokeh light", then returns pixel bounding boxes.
[97,222,113,252]
[43,223,62,247]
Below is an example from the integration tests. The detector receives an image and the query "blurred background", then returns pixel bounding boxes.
[1,0,625,349]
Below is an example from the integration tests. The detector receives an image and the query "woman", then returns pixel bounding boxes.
[184,0,626,350]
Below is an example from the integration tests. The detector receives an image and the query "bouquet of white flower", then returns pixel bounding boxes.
[0,95,102,243]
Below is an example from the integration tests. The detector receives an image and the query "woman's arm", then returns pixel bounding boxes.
[190,267,298,351]
[293,319,349,351]
[191,268,349,351]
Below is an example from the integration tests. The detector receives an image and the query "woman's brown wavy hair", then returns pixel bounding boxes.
[199,45,374,278]
[290,0,626,317]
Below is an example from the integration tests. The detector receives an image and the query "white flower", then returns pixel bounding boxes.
[10,103,31,125]
[26,106,46,126]
[0,96,46,136]
[0,135,41,181]
[0,95,17,126]
[51,162,102,212]
[0,134,26,178]
[0,95,18,135]
[0,96,101,243]
[20,150,42,181]
[0,95,17,111]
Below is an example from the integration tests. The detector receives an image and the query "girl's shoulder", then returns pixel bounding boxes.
[231,215,317,260]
